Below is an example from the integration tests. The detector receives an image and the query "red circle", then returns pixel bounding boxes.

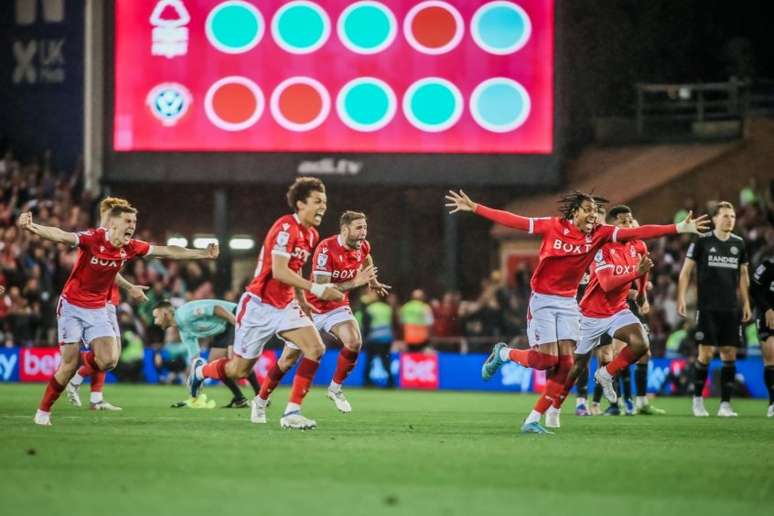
[411,6,456,48]
[211,83,257,124]
[279,83,322,124]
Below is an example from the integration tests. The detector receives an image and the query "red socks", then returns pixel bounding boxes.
[605,347,639,376]
[332,347,359,385]
[79,350,100,375]
[533,379,565,414]
[508,348,559,370]
[289,358,320,405]
[201,357,229,381]
[550,355,575,409]
[91,371,105,393]
[39,377,65,412]
[259,363,287,401]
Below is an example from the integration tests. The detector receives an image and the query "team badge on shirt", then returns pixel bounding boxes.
[275,231,290,249]
[317,251,328,268]
[730,246,738,255]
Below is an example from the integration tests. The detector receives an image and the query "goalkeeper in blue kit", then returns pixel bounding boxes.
[153,299,262,408]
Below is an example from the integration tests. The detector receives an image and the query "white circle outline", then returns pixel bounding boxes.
[471,1,532,55]
[469,77,531,133]
[270,77,331,132]
[205,0,265,54]
[271,0,331,55]
[204,76,265,131]
[336,77,397,132]
[402,0,464,55]
[402,77,463,133]
[336,1,397,55]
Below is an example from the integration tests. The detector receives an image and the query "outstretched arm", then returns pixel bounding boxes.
[16,212,77,246]
[115,273,149,303]
[147,243,219,260]
[445,190,533,232]
[615,211,710,242]
[213,305,236,326]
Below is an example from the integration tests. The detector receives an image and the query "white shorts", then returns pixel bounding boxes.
[576,309,643,355]
[82,303,121,348]
[312,305,358,334]
[526,292,581,347]
[57,297,115,346]
[232,292,314,359]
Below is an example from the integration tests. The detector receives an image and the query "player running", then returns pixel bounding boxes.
[66,197,149,411]
[152,299,261,408]
[678,201,751,417]
[189,177,345,430]
[19,205,218,426]
[544,205,655,428]
[751,256,774,417]
[255,210,387,414]
[445,190,709,434]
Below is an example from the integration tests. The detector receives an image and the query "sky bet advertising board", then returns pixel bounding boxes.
[113,0,554,154]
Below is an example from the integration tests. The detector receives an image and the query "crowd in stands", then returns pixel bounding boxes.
[1,149,772,379]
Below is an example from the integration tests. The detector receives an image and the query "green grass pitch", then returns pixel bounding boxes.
[1,384,772,516]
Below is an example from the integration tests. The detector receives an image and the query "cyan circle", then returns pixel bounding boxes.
[206,1,263,53]
[471,1,531,55]
[411,83,456,126]
[342,3,392,51]
[274,2,328,52]
[470,78,530,132]
[345,83,389,125]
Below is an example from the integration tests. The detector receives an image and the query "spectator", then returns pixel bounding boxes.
[362,292,396,388]
[399,289,434,351]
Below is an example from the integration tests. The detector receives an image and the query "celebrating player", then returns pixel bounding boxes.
[543,205,654,428]
[445,189,709,433]
[256,210,387,414]
[751,256,774,417]
[20,206,218,425]
[678,201,751,417]
[188,177,344,430]
[66,197,149,411]
[153,299,261,408]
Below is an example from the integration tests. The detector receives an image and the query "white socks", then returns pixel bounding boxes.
[329,381,342,392]
[524,410,542,425]
[498,347,510,362]
[285,402,301,415]
[70,373,84,387]
[636,396,647,408]
[90,392,103,404]
[576,397,587,407]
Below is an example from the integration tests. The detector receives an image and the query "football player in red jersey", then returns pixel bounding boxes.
[256,210,387,414]
[19,205,218,426]
[543,205,658,428]
[446,190,709,433]
[189,177,345,430]
[66,197,149,411]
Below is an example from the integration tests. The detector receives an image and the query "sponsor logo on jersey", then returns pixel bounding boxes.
[146,82,192,126]
[707,255,739,269]
[332,269,357,280]
[90,256,121,268]
[552,239,593,255]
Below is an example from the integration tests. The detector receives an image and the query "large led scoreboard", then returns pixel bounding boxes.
[105,0,557,184]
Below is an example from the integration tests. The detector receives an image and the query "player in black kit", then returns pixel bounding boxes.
[750,257,774,417]
[677,201,752,417]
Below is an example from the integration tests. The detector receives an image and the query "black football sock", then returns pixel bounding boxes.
[764,366,774,405]
[246,370,261,396]
[576,367,589,399]
[693,361,709,397]
[635,363,648,397]
[222,377,246,401]
[720,361,736,403]
[620,366,632,400]
[592,382,603,404]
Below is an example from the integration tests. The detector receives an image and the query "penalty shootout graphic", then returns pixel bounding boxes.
[115,0,554,153]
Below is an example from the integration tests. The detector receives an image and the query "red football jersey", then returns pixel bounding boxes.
[307,235,371,313]
[246,214,319,309]
[474,205,676,298]
[62,228,151,309]
[580,240,648,317]
[108,284,120,306]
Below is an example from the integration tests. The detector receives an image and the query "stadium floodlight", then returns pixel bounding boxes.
[229,236,255,250]
[166,236,188,247]
[193,236,219,249]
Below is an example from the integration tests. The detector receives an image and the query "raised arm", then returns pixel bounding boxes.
[213,304,236,326]
[147,243,219,260]
[445,190,532,231]
[272,253,343,302]
[615,211,710,242]
[16,212,77,246]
